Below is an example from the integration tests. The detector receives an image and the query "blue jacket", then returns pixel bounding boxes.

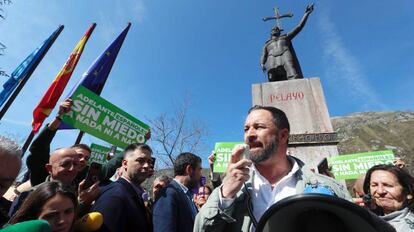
[91,178,152,232]
[152,180,198,232]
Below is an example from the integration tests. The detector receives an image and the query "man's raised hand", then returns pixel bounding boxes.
[221,144,252,199]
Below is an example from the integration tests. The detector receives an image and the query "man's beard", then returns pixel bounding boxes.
[249,135,279,164]
[187,173,199,190]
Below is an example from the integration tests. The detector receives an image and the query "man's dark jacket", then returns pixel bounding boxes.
[152,180,198,232]
[91,178,152,232]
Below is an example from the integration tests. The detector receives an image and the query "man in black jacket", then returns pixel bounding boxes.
[91,143,154,232]
[153,152,202,232]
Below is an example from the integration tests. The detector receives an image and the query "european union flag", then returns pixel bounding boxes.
[0,25,63,108]
[59,23,131,130]
[69,22,131,96]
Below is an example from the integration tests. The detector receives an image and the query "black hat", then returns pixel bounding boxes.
[256,194,395,232]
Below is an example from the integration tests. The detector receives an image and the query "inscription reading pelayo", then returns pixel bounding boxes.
[268,92,304,103]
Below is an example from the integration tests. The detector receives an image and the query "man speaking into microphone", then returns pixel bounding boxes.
[194,106,351,232]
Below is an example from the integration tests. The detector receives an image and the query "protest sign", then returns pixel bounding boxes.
[89,143,122,164]
[62,86,150,148]
[328,150,395,180]
[213,142,244,173]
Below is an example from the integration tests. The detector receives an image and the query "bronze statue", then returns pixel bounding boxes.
[260,4,314,82]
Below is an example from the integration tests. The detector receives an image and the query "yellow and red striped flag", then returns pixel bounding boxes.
[32,23,96,133]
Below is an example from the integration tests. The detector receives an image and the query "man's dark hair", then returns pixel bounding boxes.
[124,143,152,158]
[174,152,201,176]
[71,143,91,153]
[248,105,290,132]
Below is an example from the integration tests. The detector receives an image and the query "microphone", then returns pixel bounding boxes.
[0,220,51,232]
[74,212,103,232]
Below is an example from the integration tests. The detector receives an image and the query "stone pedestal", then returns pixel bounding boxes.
[252,77,339,169]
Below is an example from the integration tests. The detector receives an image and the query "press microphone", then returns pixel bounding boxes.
[0,220,51,232]
[74,212,104,232]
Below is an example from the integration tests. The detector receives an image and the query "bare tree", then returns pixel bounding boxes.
[147,98,207,168]
[0,0,12,19]
[0,0,12,77]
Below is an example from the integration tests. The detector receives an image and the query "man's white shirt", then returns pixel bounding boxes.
[219,157,299,231]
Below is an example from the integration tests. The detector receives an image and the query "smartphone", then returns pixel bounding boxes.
[317,158,328,175]
[106,145,117,161]
[84,162,102,189]
[362,194,373,205]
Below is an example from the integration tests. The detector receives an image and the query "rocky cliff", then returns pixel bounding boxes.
[332,111,414,174]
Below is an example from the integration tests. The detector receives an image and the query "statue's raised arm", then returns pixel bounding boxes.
[287,3,314,39]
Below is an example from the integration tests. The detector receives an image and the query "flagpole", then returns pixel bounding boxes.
[0,25,64,120]
[74,131,84,145]
[21,131,35,156]
[74,22,132,145]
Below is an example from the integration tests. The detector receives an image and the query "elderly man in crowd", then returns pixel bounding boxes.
[8,146,92,215]
[0,136,22,227]
[194,106,351,231]
[152,175,172,202]
[27,99,126,188]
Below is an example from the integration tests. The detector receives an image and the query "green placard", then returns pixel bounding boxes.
[327,150,395,180]
[62,86,150,148]
[213,142,244,173]
[89,143,122,164]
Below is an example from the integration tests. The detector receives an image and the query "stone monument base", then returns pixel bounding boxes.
[252,78,339,169]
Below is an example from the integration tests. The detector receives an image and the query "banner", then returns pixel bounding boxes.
[62,86,150,148]
[89,143,122,164]
[327,150,395,180]
[213,142,244,173]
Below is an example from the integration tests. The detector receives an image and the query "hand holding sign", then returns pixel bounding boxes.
[62,86,150,148]
[57,98,73,117]
[49,98,74,130]
[221,144,252,199]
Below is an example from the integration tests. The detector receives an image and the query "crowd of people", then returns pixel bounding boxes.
[0,100,413,232]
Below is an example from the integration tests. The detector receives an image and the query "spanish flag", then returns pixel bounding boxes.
[32,23,96,133]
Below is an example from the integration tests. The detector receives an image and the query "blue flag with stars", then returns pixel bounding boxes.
[0,25,63,108]
[59,23,131,129]
[68,22,131,96]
